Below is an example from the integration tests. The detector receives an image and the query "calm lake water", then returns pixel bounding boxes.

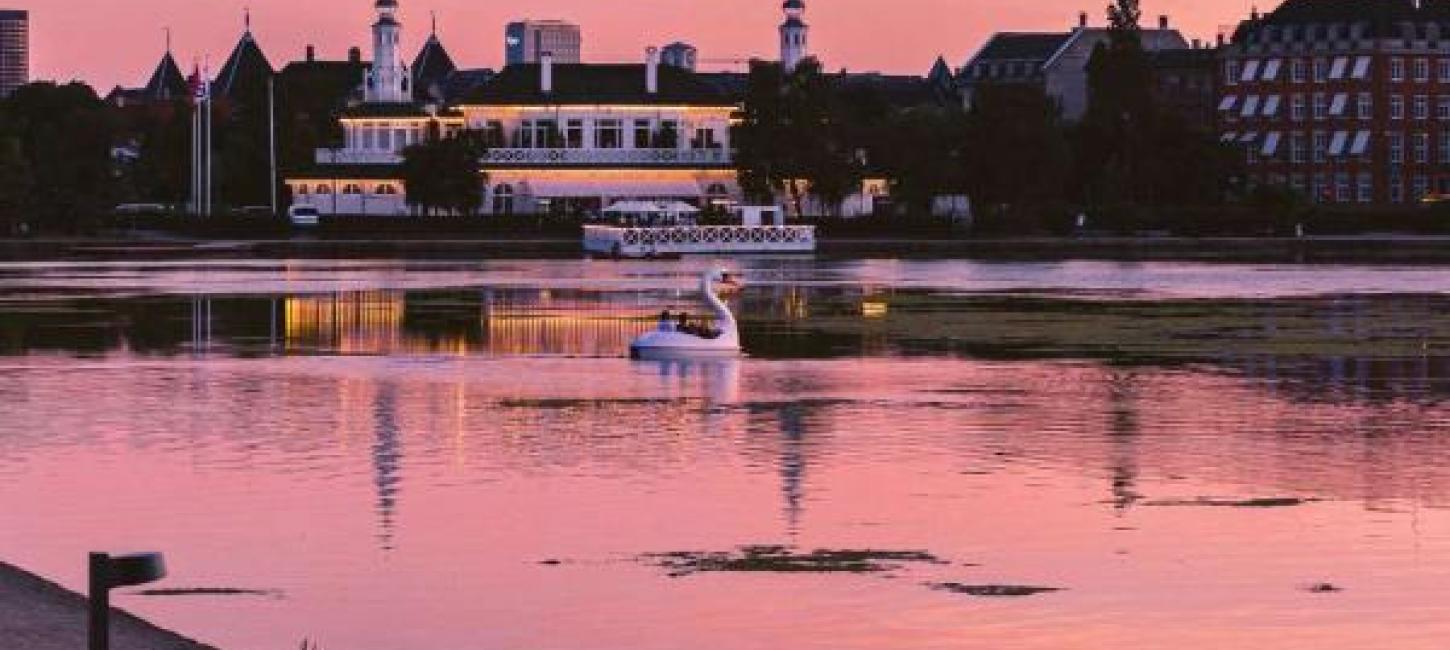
[3,258,1450,649]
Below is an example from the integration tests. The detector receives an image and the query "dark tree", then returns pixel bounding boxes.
[0,82,118,233]
[734,58,865,217]
[400,130,487,216]
[963,83,1068,209]
[126,99,193,206]
[877,106,970,216]
[1079,0,1156,206]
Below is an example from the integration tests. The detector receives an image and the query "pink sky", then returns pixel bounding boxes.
[16,0,1254,91]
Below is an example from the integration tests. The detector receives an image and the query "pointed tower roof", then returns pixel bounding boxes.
[143,51,189,100]
[214,29,275,100]
[411,33,458,102]
[928,56,952,82]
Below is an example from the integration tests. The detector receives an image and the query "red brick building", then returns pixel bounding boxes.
[1219,0,1450,205]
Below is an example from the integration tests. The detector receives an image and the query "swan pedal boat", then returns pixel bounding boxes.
[630,269,742,359]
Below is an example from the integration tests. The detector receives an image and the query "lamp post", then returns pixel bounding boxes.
[88,552,166,650]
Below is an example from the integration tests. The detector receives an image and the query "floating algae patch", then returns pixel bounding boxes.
[1142,497,1319,508]
[928,583,1062,597]
[787,292,1450,365]
[497,397,682,409]
[135,587,282,598]
[642,545,947,577]
[1305,582,1344,593]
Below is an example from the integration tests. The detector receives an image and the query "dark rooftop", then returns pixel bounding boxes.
[971,33,1073,63]
[215,32,275,99]
[1233,0,1450,42]
[462,63,732,106]
[412,35,458,103]
[438,68,495,104]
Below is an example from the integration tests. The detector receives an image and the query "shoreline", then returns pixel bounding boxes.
[3,234,1450,262]
[0,560,216,650]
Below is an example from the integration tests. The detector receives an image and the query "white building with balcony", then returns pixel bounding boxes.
[286,20,739,217]
[457,48,739,216]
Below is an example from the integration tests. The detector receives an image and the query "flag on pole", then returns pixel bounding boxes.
[188,65,204,106]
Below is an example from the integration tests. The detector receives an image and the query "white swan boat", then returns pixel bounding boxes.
[630,269,742,359]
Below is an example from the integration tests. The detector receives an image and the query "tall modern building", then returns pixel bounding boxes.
[505,20,581,65]
[0,9,27,98]
[661,42,698,71]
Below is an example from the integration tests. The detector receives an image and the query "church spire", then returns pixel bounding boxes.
[780,0,809,72]
[366,0,410,103]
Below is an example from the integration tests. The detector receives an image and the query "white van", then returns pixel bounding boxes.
[288,205,321,227]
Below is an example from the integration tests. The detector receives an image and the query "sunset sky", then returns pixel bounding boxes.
[15,0,1257,91]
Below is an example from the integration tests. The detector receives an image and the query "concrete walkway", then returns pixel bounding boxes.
[0,561,216,650]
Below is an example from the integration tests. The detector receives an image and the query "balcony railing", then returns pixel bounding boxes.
[314,147,734,167]
[316,150,403,165]
[482,148,732,166]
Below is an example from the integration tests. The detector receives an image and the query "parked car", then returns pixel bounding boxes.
[288,205,321,227]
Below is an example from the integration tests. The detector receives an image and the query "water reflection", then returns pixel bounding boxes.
[7,261,1450,648]
[372,382,403,551]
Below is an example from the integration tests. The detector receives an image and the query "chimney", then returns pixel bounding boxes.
[541,51,554,94]
[348,46,361,63]
[646,46,660,94]
[1192,38,1202,49]
[1078,11,1088,28]
[1159,15,1169,30]
[306,45,316,62]
[1217,33,1226,47]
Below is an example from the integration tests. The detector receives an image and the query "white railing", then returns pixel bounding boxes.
[483,148,732,166]
[316,150,404,165]
[583,225,816,256]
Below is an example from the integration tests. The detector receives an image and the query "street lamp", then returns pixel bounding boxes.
[88,552,166,650]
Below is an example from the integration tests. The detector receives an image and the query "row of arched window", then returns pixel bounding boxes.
[295,184,400,196]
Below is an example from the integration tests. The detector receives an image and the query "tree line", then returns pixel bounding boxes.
[734,0,1248,233]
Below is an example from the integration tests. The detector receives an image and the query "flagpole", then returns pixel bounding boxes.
[204,68,213,218]
[268,76,278,216]
[192,69,201,217]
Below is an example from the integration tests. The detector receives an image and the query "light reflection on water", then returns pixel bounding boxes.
[1,259,1450,649]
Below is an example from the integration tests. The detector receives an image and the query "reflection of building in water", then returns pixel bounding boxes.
[282,289,658,356]
[1105,370,1142,511]
[482,289,653,356]
[286,292,409,354]
[371,382,404,551]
